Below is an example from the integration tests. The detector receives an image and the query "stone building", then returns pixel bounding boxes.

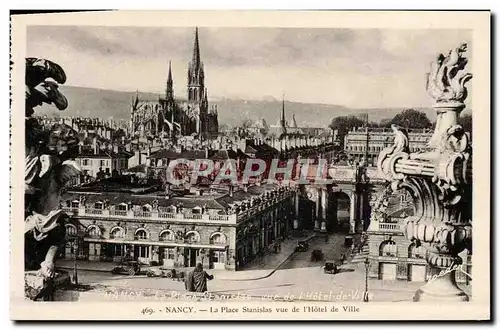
[60,179,295,271]
[344,127,433,165]
[366,187,472,284]
[129,27,219,140]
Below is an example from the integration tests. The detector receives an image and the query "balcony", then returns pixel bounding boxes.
[368,221,403,233]
[134,211,152,218]
[110,210,128,217]
[85,208,103,215]
[63,207,237,224]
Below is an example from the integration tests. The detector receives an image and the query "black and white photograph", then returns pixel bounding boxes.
[10,10,490,320]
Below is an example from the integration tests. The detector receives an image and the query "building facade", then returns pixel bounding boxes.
[344,127,433,165]
[366,187,472,284]
[61,181,295,271]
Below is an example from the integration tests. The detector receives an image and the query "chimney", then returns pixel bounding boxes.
[92,137,98,155]
[113,144,118,154]
[229,185,234,197]
[243,184,248,192]
[205,147,209,159]
[134,150,141,165]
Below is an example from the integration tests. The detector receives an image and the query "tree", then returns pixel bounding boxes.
[218,123,230,133]
[389,109,433,129]
[329,115,365,147]
[458,113,472,133]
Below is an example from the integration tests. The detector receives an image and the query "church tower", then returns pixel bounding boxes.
[166,60,174,101]
[187,27,205,103]
[280,94,287,135]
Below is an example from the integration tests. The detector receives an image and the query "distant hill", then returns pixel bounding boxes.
[34,85,436,128]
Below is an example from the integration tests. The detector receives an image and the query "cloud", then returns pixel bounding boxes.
[26,26,473,108]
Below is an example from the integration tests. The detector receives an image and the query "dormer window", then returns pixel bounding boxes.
[94,201,103,209]
[71,200,80,208]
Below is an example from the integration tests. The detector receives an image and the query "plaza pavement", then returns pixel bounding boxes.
[56,230,318,281]
[56,231,472,303]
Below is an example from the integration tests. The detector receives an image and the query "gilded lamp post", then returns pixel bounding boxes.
[377,43,472,301]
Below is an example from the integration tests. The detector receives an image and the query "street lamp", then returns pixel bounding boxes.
[69,232,83,285]
[363,257,370,302]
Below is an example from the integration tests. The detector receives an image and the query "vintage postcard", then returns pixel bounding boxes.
[10,10,490,320]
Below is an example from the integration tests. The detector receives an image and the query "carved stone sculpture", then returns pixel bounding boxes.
[25,58,80,300]
[378,44,472,301]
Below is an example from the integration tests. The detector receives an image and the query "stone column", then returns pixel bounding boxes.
[357,193,365,233]
[349,192,357,234]
[173,248,179,268]
[314,190,320,230]
[378,43,472,302]
[320,188,327,232]
[294,190,299,229]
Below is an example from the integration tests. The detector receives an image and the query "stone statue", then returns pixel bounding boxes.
[426,43,472,103]
[378,44,472,301]
[24,58,80,299]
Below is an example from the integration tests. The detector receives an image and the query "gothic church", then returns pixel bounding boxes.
[129,28,219,140]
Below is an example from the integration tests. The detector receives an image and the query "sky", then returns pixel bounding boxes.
[26,26,472,109]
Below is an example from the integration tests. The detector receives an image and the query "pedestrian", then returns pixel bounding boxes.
[185,263,214,293]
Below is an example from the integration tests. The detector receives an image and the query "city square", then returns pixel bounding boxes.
[16,14,478,311]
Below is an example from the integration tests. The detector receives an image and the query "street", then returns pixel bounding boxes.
[68,230,441,303]
[280,233,347,270]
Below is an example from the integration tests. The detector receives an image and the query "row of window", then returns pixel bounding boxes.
[346,145,424,153]
[346,145,385,152]
[135,247,225,262]
[66,224,227,244]
[66,201,203,214]
[379,241,426,258]
[80,159,128,168]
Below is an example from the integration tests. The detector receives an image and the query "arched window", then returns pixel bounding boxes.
[159,230,175,241]
[135,229,148,240]
[379,240,397,257]
[86,225,101,238]
[142,204,152,212]
[185,231,200,243]
[408,243,426,259]
[192,206,202,214]
[65,224,77,237]
[210,232,227,245]
[110,227,125,239]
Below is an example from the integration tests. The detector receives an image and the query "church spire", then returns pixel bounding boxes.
[133,90,139,109]
[291,113,298,128]
[281,94,286,127]
[192,27,201,69]
[166,60,174,100]
[188,27,205,102]
[280,94,287,135]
